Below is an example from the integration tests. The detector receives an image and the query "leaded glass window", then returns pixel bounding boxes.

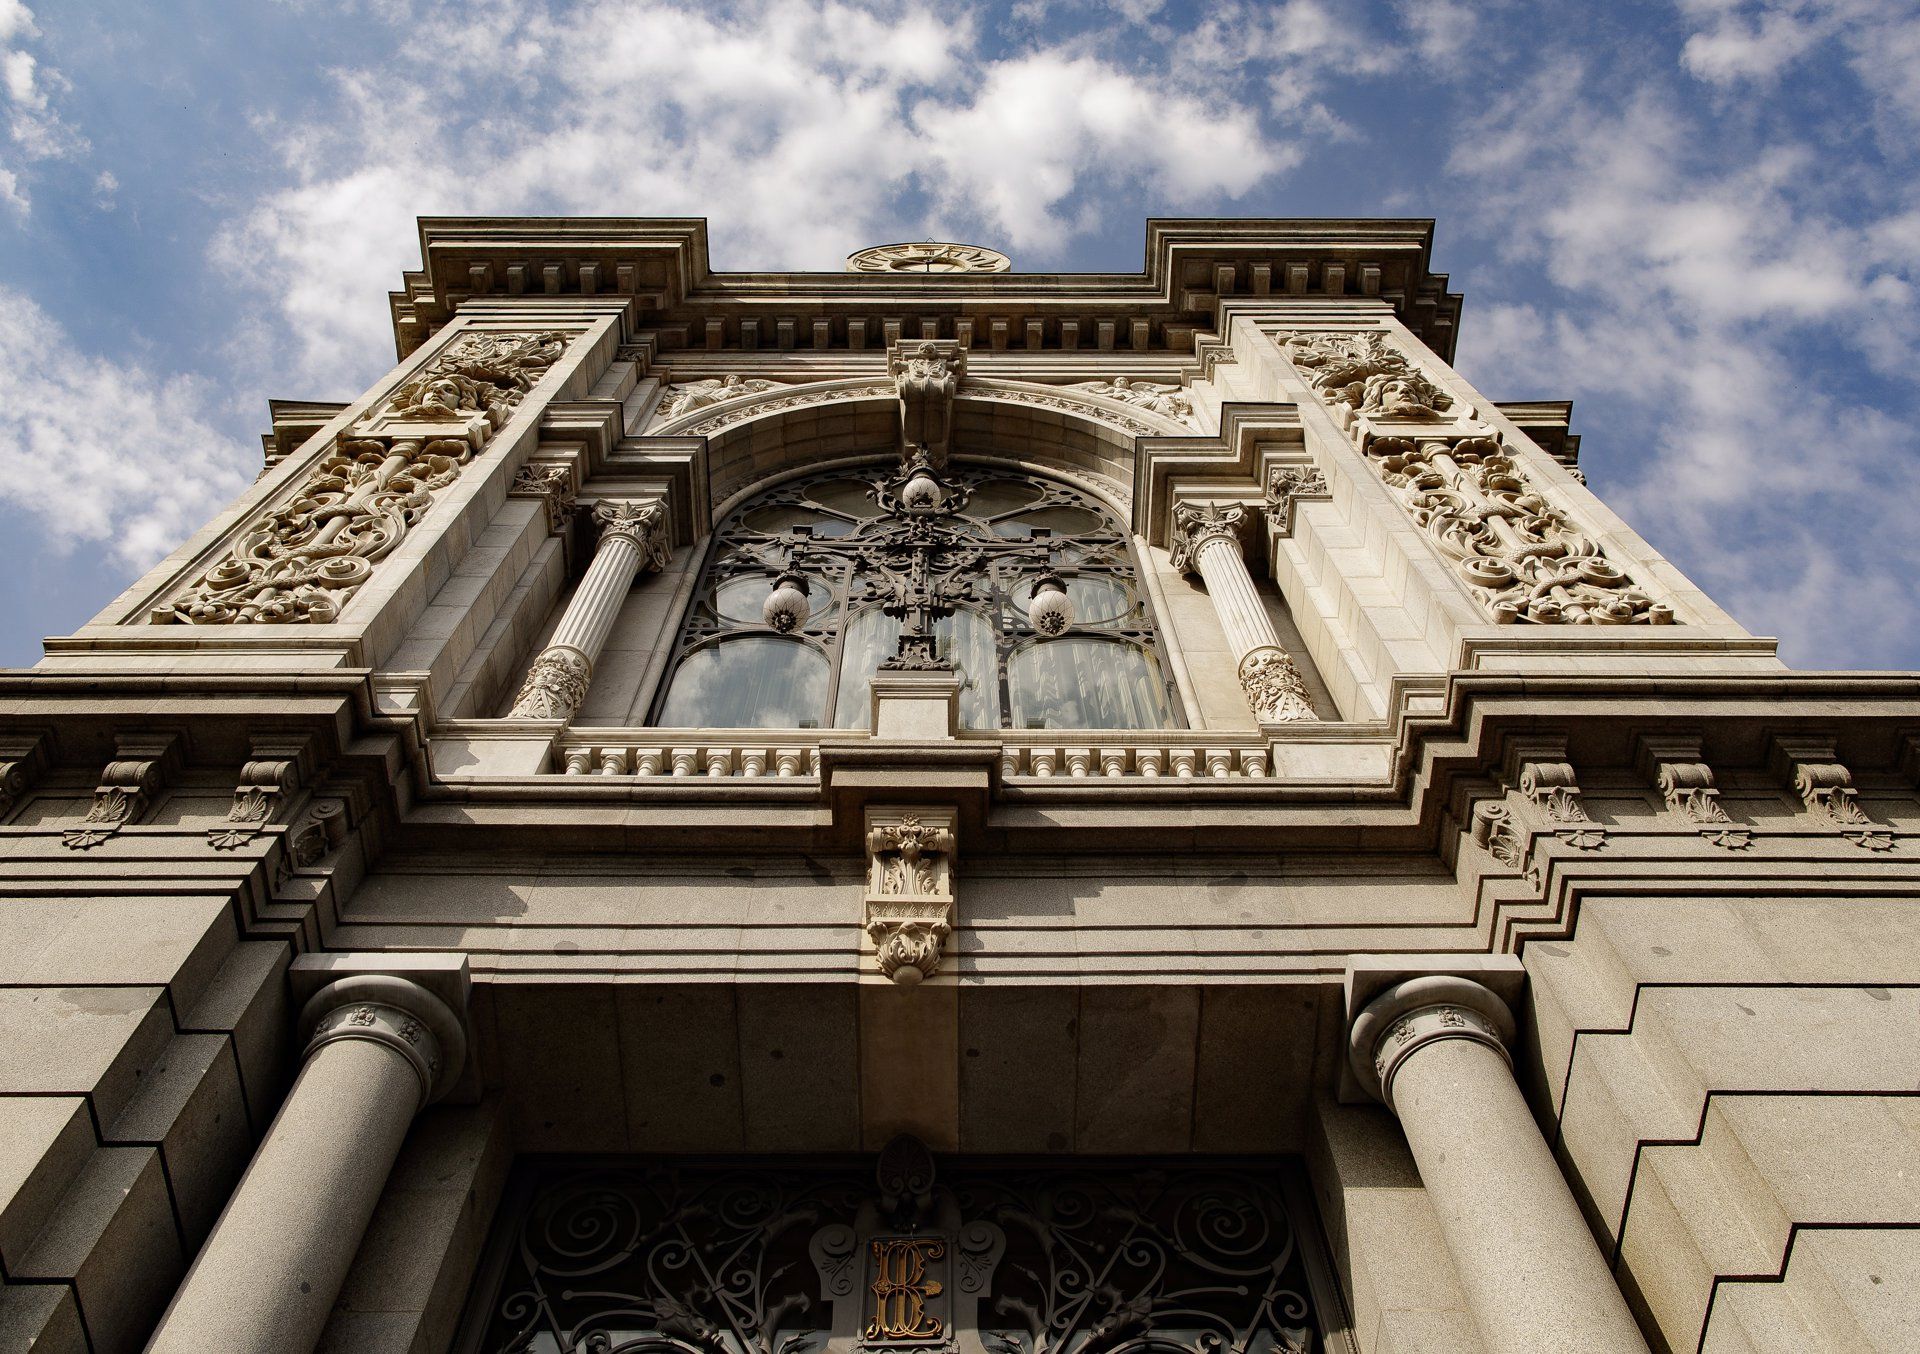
[651,462,1180,731]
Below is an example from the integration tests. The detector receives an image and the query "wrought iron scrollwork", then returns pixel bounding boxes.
[465,1155,1326,1354]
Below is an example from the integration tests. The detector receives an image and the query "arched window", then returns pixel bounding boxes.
[652,460,1180,731]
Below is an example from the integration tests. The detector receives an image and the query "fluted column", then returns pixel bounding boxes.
[509,498,671,719]
[147,971,468,1354]
[1170,501,1316,722]
[1349,975,1649,1354]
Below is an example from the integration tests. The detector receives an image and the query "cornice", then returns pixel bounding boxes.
[387,216,1464,364]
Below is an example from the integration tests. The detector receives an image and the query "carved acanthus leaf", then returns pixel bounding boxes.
[510,465,576,536]
[1169,501,1249,575]
[208,748,304,850]
[162,331,569,627]
[1264,464,1329,535]
[360,329,570,436]
[864,807,958,985]
[508,648,592,721]
[592,499,672,571]
[1238,647,1315,723]
[64,737,175,850]
[1471,800,1524,869]
[1280,330,1454,422]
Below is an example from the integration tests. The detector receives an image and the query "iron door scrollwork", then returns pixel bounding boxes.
[462,1142,1332,1354]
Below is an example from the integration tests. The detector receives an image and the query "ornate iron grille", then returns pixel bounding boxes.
[647,460,1182,731]
[457,1150,1348,1354]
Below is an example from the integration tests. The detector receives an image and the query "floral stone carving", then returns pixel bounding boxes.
[1281,329,1455,423]
[1238,647,1316,722]
[865,807,957,985]
[1371,436,1672,626]
[508,648,592,721]
[161,329,570,625]
[1264,464,1329,534]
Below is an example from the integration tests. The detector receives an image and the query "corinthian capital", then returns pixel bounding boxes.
[591,499,671,570]
[1169,500,1249,574]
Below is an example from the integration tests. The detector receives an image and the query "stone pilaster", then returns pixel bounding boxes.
[146,958,470,1354]
[1347,966,1649,1354]
[1170,501,1316,723]
[508,498,671,720]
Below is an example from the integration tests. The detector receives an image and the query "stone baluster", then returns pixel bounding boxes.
[1348,974,1649,1354]
[146,964,469,1354]
[509,498,671,720]
[1170,501,1316,723]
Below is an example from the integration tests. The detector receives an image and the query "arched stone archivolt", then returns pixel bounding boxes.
[658,378,1193,528]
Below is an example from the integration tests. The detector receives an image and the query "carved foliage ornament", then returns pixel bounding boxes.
[1168,501,1248,575]
[160,330,569,626]
[1238,647,1316,723]
[509,464,576,536]
[865,808,957,986]
[1279,330,1676,627]
[657,374,782,422]
[1264,464,1329,535]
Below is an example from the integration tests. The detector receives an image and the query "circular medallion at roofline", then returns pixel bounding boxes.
[846,240,1012,274]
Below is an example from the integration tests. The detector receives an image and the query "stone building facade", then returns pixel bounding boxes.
[0,217,1914,1354]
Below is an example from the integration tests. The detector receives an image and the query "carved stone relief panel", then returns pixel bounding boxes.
[157,329,570,625]
[1277,329,1676,627]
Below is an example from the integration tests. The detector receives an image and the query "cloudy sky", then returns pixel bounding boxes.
[1,0,1916,668]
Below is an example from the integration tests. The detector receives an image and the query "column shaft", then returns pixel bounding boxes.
[145,1038,420,1354]
[509,499,668,719]
[1172,503,1316,723]
[1393,1037,1647,1352]
[1192,535,1283,659]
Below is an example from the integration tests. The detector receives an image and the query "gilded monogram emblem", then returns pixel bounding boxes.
[865,1237,947,1342]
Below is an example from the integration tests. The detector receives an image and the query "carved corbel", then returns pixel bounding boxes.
[509,462,578,537]
[64,732,180,850]
[1772,736,1893,851]
[888,340,966,465]
[1504,738,1606,851]
[1470,800,1524,869]
[209,736,313,851]
[1263,463,1329,536]
[864,806,957,986]
[0,733,51,821]
[1636,734,1749,850]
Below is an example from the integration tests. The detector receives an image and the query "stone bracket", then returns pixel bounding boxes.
[1635,732,1749,850]
[209,733,316,851]
[864,805,958,987]
[1502,735,1606,851]
[1770,734,1892,850]
[0,730,52,821]
[888,339,966,463]
[63,731,182,850]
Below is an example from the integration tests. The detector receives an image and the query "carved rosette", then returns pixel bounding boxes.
[864,807,957,985]
[508,647,592,721]
[1279,330,1676,628]
[1238,647,1315,722]
[159,330,569,626]
[1264,464,1329,535]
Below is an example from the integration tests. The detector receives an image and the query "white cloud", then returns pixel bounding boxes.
[0,0,85,185]
[0,287,253,570]
[1445,53,1920,665]
[217,0,1301,396]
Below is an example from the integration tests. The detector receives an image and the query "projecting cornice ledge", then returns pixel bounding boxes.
[387,217,1464,362]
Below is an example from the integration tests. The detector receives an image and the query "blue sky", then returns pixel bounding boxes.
[2,0,1916,668]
